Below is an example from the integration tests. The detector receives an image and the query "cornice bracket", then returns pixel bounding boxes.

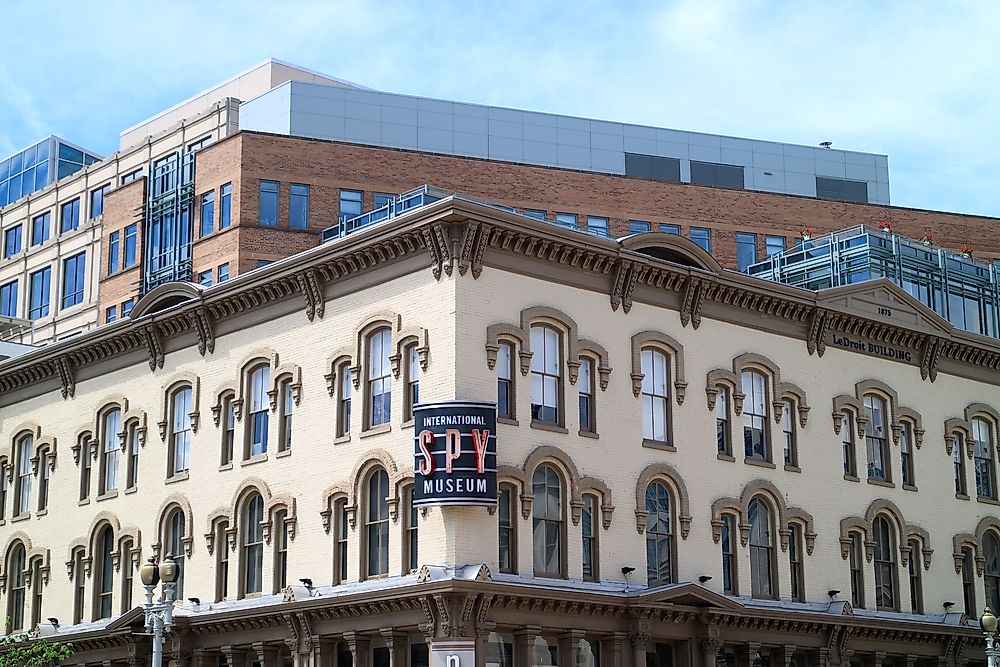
[189,307,216,356]
[920,336,941,382]
[458,222,479,276]
[143,325,165,371]
[57,356,76,399]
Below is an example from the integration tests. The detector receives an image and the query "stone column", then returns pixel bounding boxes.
[345,631,372,667]
[310,638,338,667]
[602,633,627,667]
[559,631,586,667]
[253,641,283,667]
[779,646,797,667]
[191,649,214,667]
[514,625,541,667]
[629,630,650,667]
[381,630,408,667]
[699,639,725,667]
[475,622,497,667]
[221,645,248,667]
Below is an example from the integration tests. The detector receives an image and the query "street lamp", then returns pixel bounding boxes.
[140,554,179,667]
[981,607,999,667]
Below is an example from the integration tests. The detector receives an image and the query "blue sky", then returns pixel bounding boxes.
[2,0,998,217]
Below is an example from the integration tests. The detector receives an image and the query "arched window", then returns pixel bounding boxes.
[742,371,769,461]
[94,526,115,619]
[715,387,731,456]
[278,379,294,452]
[214,520,229,601]
[908,539,923,614]
[748,497,775,599]
[30,557,42,628]
[37,449,50,512]
[532,464,564,577]
[900,421,915,487]
[962,547,976,616]
[953,434,968,496]
[640,349,669,443]
[241,492,264,597]
[365,468,390,577]
[125,422,141,489]
[167,509,186,599]
[120,538,133,613]
[169,386,193,474]
[864,395,889,480]
[530,325,561,425]
[581,494,598,581]
[0,464,7,520]
[273,508,289,591]
[496,342,514,420]
[403,486,418,573]
[721,514,737,594]
[848,532,865,607]
[247,366,270,457]
[578,358,595,433]
[79,434,92,502]
[14,433,33,516]
[781,401,797,467]
[788,523,805,602]
[644,481,674,586]
[72,549,85,623]
[367,328,392,428]
[6,543,26,632]
[985,532,1000,613]
[333,499,348,584]
[842,412,858,477]
[404,344,420,422]
[100,407,121,494]
[973,418,997,500]
[337,363,352,437]
[220,393,235,466]
[872,516,897,610]
[498,483,517,574]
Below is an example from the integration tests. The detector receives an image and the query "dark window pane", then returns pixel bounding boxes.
[690,161,745,189]
[816,177,869,203]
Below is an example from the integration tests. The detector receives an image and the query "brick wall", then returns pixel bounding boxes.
[236,131,1000,269]
[98,178,145,318]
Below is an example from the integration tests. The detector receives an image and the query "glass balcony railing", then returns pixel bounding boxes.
[746,225,1000,339]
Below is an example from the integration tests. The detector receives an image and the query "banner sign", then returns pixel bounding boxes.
[413,401,497,507]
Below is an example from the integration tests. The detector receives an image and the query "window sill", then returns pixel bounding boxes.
[867,478,895,489]
[78,498,91,506]
[36,509,48,517]
[843,474,860,482]
[334,434,351,445]
[125,486,138,495]
[642,439,676,452]
[977,496,1000,506]
[276,449,292,459]
[96,491,119,501]
[218,462,234,472]
[360,423,392,438]
[956,493,970,501]
[402,419,414,429]
[579,430,599,440]
[241,454,268,467]
[744,458,776,469]
[530,420,568,435]
[498,417,519,427]
[902,484,918,492]
[11,513,30,523]
[717,452,735,462]
[783,464,801,473]
[166,472,190,484]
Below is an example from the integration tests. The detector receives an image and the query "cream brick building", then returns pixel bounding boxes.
[0,196,997,667]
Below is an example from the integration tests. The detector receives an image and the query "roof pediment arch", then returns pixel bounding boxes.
[620,232,723,274]
[130,282,205,319]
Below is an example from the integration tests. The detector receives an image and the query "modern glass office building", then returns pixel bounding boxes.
[0,136,102,208]
[747,225,1000,339]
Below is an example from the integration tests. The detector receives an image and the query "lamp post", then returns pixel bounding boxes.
[140,554,179,667]
[981,607,999,667]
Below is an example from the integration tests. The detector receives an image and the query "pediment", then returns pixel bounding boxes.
[130,282,205,320]
[620,232,723,274]
[634,582,744,610]
[816,278,953,336]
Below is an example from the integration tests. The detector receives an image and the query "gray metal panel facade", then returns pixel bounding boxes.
[239,81,890,204]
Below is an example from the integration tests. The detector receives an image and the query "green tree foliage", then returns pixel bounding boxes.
[0,626,74,667]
